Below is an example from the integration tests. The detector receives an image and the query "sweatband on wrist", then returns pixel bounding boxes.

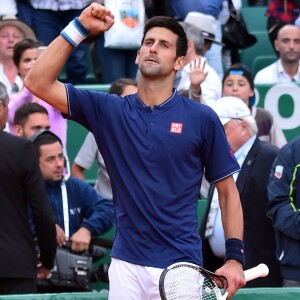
[225,238,245,267]
[60,17,90,47]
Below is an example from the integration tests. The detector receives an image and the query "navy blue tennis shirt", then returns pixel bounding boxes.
[65,84,239,268]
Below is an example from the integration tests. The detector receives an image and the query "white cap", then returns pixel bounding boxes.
[184,11,222,45]
[212,96,251,125]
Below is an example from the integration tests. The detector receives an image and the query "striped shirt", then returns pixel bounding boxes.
[30,0,90,11]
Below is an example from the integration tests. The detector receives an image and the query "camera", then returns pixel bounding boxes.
[37,242,108,292]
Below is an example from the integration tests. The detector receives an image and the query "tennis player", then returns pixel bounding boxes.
[25,3,246,299]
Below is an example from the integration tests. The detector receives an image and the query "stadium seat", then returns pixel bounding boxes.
[242,0,249,7]
[252,55,277,76]
[241,6,268,32]
[239,31,274,76]
[238,5,275,75]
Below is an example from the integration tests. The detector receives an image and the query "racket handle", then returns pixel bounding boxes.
[244,263,269,282]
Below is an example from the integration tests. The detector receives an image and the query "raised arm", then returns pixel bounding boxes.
[24,3,114,114]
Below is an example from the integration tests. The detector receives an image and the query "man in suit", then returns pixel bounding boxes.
[200,96,282,287]
[0,82,56,294]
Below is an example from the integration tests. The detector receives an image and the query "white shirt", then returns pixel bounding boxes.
[177,59,222,107]
[254,59,300,84]
[0,64,23,96]
[0,1,17,15]
[0,64,23,132]
[74,132,112,200]
[30,0,90,11]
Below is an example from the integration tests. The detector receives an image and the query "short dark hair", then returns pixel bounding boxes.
[13,102,48,126]
[108,78,137,95]
[141,16,188,57]
[0,82,8,106]
[13,38,42,67]
[31,130,62,157]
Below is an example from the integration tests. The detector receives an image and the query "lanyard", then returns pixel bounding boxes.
[61,182,69,238]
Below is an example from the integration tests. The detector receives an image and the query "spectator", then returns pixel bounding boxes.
[222,63,287,148]
[93,0,143,84]
[16,0,33,27]
[144,0,169,18]
[71,78,137,200]
[266,0,300,55]
[13,102,50,138]
[267,135,300,287]
[28,0,90,84]
[254,24,300,83]
[201,96,282,287]
[168,0,224,79]
[25,4,246,299]
[13,102,70,181]
[178,18,222,106]
[30,129,114,292]
[0,1,17,16]
[220,0,242,68]
[8,38,68,149]
[0,82,56,295]
[0,15,36,95]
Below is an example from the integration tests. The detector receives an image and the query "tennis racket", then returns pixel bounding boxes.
[159,262,269,300]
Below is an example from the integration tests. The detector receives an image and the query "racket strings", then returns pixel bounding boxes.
[161,266,223,300]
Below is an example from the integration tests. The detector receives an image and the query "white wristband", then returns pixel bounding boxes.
[60,17,90,47]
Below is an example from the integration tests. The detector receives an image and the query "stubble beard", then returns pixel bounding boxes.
[139,61,163,79]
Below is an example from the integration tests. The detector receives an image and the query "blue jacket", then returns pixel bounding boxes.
[267,136,300,281]
[45,176,114,237]
[169,0,223,20]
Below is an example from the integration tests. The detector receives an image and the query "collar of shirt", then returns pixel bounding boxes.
[277,59,300,82]
[234,135,256,167]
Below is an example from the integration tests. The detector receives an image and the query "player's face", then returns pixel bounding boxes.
[136,27,184,78]
[15,112,50,138]
[222,75,254,105]
[18,47,38,79]
[275,26,300,63]
[38,141,64,181]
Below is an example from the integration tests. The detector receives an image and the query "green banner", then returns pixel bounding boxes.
[255,83,300,142]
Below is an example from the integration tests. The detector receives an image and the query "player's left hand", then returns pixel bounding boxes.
[215,260,245,299]
[79,3,114,33]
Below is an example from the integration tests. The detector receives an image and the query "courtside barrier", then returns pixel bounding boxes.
[1,288,300,299]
